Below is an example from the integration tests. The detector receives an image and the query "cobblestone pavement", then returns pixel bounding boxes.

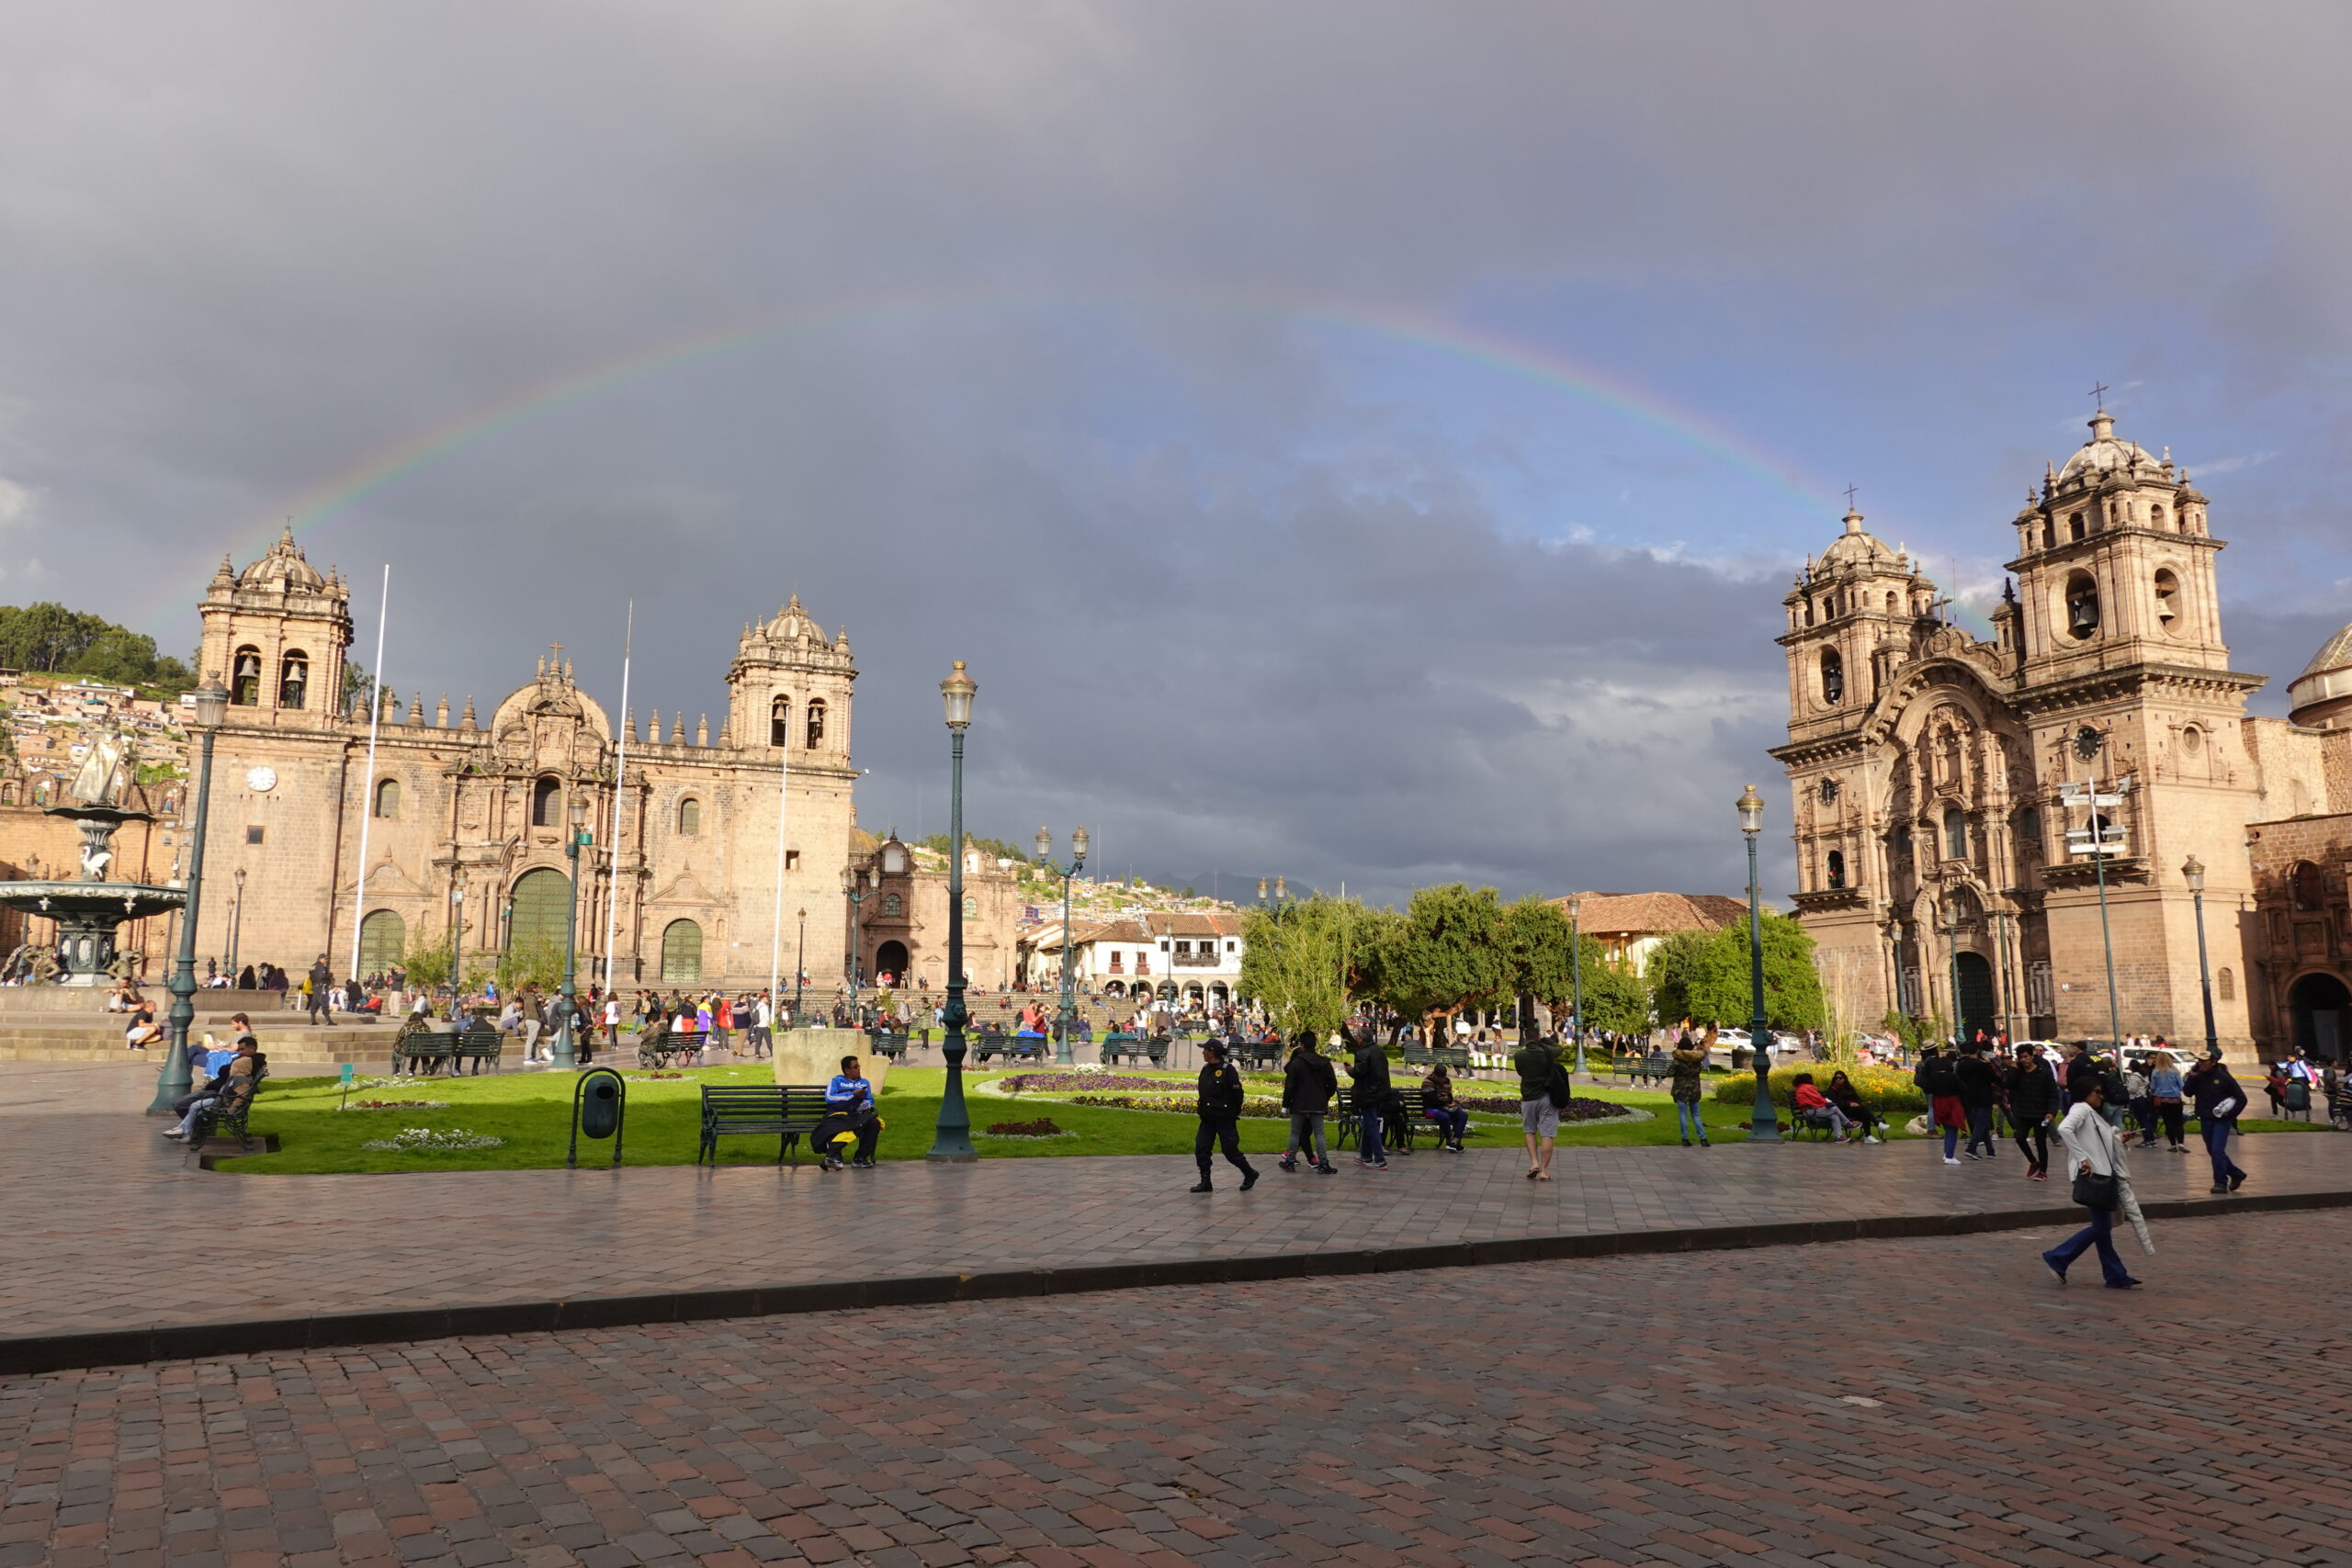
[12,1064,2352,1359]
[5,1206,2344,1568]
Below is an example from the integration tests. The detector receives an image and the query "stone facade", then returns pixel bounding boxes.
[845,829,1025,992]
[1772,409,2352,1060]
[185,529,865,989]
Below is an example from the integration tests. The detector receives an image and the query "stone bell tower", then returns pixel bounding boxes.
[725,594,857,760]
[196,526,354,732]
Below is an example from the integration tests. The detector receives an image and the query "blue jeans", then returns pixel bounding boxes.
[2044,1203,2131,1286]
[2203,1119,2245,1187]
[1423,1107,1468,1145]
[1965,1104,1995,1156]
[1674,1100,1706,1141]
[1358,1110,1385,1164]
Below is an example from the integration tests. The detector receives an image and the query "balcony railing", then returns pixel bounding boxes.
[1171,951,1222,967]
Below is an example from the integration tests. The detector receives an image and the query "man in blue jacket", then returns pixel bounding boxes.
[2188,1050,2248,1194]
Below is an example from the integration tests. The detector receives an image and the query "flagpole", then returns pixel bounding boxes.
[601,603,632,996]
[346,566,390,984]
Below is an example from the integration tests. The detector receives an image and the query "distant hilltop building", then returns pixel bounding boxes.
[181,525,974,989]
[1772,408,2352,1061]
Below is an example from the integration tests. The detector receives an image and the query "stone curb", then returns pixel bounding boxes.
[6,1185,2345,1378]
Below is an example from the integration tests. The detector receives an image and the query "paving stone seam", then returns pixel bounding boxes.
[8,1183,2346,1379]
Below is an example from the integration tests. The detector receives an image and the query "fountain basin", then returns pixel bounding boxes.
[0,880,187,985]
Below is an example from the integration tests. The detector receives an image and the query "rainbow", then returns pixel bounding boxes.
[153,289,1851,622]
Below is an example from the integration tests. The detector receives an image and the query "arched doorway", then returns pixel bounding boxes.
[2288,972,2352,1063]
[875,940,910,983]
[1955,952,1996,1043]
[509,869,572,956]
[661,919,703,985]
[357,909,406,976]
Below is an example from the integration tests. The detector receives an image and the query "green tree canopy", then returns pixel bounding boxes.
[1646,909,1825,1035]
[0,603,194,694]
[1360,883,1512,1037]
[1238,894,1378,1040]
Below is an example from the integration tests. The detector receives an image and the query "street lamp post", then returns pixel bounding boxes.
[794,906,807,1026]
[928,660,978,1163]
[2184,854,2220,1057]
[1255,875,1295,1036]
[556,793,590,1069]
[149,678,228,1115]
[228,866,246,977]
[447,869,467,1020]
[1738,784,1780,1141]
[1568,891,1587,1077]
[842,864,875,1008]
[1035,825,1089,1064]
[1943,893,1967,1047]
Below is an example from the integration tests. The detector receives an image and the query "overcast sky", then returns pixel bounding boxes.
[5,3,2349,906]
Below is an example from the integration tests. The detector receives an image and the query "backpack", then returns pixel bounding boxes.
[1545,1055,1574,1110]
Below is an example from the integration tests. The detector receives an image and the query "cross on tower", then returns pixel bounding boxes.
[1842,483,1860,513]
[2088,380,2109,412]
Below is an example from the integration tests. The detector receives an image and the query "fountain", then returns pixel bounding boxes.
[0,729,186,985]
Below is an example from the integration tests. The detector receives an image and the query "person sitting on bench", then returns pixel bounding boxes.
[1790,1073,1856,1143]
[164,1038,259,1141]
[1825,1070,1883,1145]
[812,1055,881,1171]
[1420,1064,1471,1152]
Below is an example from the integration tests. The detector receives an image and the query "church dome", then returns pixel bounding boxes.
[2056,410,2158,486]
[239,525,328,591]
[2289,617,2352,728]
[1817,508,1902,568]
[764,592,822,643]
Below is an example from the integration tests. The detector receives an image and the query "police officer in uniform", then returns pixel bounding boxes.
[1190,1040,1260,1193]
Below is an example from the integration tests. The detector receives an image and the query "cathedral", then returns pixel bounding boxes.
[1773,409,2352,1062]
[183,528,1019,992]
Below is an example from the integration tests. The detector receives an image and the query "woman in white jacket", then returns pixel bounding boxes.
[2041,1079,2143,1290]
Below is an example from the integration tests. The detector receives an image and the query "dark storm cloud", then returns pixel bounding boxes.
[2,1,2348,905]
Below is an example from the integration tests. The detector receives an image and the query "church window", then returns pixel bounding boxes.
[2151,503,2167,527]
[0,782,15,806]
[883,894,902,917]
[245,825,266,844]
[1819,648,1845,705]
[2041,520,2055,549]
[1803,598,1815,627]
[770,695,790,747]
[374,777,401,819]
[677,796,701,836]
[530,775,560,828]
[2064,571,2100,638]
[2218,967,2235,1002]
[963,895,978,919]
[1943,807,1968,861]
[231,646,263,707]
[1885,592,1897,613]
[806,699,827,748]
[2069,513,2086,542]
[278,650,309,709]
[1890,826,1913,867]
[1826,850,1847,889]
[2017,807,2043,862]
[1818,777,1840,805]
[2180,726,2204,757]
[2290,862,2326,911]
[2154,568,2180,629]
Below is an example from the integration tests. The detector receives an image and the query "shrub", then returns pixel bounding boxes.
[983,1118,1067,1137]
[1710,1063,1923,1113]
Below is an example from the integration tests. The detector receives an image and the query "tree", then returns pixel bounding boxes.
[1647,910,1826,1034]
[1360,884,1512,1042]
[402,933,455,991]
[1239,894,1373,1040]
[0,602,194,694]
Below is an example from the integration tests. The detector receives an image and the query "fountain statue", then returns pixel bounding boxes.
[0,728,187,985]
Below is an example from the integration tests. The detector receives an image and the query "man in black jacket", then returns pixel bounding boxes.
[1955,1046,1999,1160]
[2188,1052,2249,1194]
[1190,1041,1260,1193]
[307,955,336,1027]
[1278,1033,1339,1174]
[2005,1045,2057,1179]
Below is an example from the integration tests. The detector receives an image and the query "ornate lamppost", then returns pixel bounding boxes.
[149,677,227,1116]
[228,865,246,977]
[1035,825,1089,1064]
[1942,890,1968,1047]
[1255,875,1295,1035]
[2184,854,2219,1056]
[1568,890,1587,1076]
[1737,784,1780,1141]
[556,792,590,1069]
[794,905,807,1026]
[928,660,978,1163]
[842,863,876,1004]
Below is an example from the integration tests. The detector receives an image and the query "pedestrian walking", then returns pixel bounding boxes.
[2006,1044,2056,1179]
[2041,1078,2143,1289]
[1189,1040,1259,1192]
[1511,1031,1566,1180]
[2147,1049,2188,1151]
[2188,1051,2249,1194]
[1277,1032,1338,1174]
[1346,1029,1393,1170]
[1917,1045,1965,1165]
[1668,1032,1709,1147]
[1957,1045,1999,1159]
[307,954,337,1027]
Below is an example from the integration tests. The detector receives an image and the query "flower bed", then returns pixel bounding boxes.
[999,1072,1175,1095]
[1453,1095,1631,1122]
[337,1099,449,1111]
[1067,1093,1285,1119]
[360,1127,506,1153]
[1709,1063,1923,1112]
[982,1117,1071,1138]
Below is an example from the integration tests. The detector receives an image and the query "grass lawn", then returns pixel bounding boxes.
[215,1066,2328,1175]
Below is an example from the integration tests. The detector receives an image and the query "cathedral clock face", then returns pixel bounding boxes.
[244,766,277,793]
